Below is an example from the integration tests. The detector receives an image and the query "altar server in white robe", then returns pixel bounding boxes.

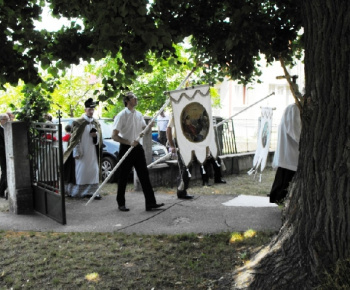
[269,103,301,203]
[63,98,103,199]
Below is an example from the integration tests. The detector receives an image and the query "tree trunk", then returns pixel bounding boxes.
[233,1,350,289]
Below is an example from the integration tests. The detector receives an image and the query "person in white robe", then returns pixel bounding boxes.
[63,98,102,199]
[269,103,301,203]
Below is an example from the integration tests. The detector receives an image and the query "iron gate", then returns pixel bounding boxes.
[29,119,66,224]
[214,118,238,155]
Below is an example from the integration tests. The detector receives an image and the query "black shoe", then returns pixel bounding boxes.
[84,194,102,200]
[146,203,165,211]
[215,179,226,184]
[118,206,130,212]
[177,190,194,199]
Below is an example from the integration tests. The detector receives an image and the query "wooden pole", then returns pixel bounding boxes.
[279,57,303,111]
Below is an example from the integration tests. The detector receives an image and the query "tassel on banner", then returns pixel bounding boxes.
[215,160,220,167]
[186,168,192,178]
[221,161,226,171]
[259,173,262,183]
[178,180,185,191]
[247,167,256,176]
[201,165,206,175]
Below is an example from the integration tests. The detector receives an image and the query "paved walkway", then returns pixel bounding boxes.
[0,192,281,234]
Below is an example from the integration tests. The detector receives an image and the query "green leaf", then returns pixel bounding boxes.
[137,6,147,16]
[48,67,59,78]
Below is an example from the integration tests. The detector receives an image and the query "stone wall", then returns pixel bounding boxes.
[148,151,274,188]
[5,122,33,214]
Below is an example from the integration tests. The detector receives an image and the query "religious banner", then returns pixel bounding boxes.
[248,107,273,180]
[167,84,218,166]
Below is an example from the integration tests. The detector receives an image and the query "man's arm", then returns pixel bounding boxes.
[112,129,140,147]
[166,127,176,153]
[112,129,130,145]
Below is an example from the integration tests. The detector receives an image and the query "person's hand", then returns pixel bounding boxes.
[90,127,97,137]
[169,146,176,153]
[169,146,177,159]
[130,140,139,147]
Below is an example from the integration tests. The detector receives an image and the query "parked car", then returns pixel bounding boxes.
[53,118,169,182]
[152,131,159,142]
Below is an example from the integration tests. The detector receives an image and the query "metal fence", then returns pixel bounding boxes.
[215,118,237,155]
[215,118,278,155]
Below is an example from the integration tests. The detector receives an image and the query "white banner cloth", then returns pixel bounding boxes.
[251,107,273,173]
[168,84,218,166]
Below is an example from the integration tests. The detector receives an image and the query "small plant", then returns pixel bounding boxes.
[243,229,257,239]
[230,229,258,244]
[239,251,249,260]
[229,232,244,243]
[85,272,100,282]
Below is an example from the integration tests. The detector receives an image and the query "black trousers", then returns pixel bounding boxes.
[158,131,167,146]
[201,156,222,183]
[116,144,156,207]
[269,167,295,203]
[177,152,191,191]
[0,151,7,197]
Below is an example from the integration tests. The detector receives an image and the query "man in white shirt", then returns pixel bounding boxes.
[269,103,301,203]
[157,111,169,145]
[112,92,164,212]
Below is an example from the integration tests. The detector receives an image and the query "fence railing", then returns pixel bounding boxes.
[215,118,237,155]
[29,122,61,193]
[215,118,278,155]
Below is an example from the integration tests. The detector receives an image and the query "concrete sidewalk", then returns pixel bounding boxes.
[0,192,281,234]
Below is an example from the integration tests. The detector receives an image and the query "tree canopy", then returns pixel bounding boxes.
[1,0,304,121]
[1,0,303,90]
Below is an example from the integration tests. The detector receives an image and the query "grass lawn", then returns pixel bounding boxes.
[0,168,279,289]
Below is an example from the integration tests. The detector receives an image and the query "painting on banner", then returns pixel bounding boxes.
[167,84,218,166]
[248,107,274,180]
